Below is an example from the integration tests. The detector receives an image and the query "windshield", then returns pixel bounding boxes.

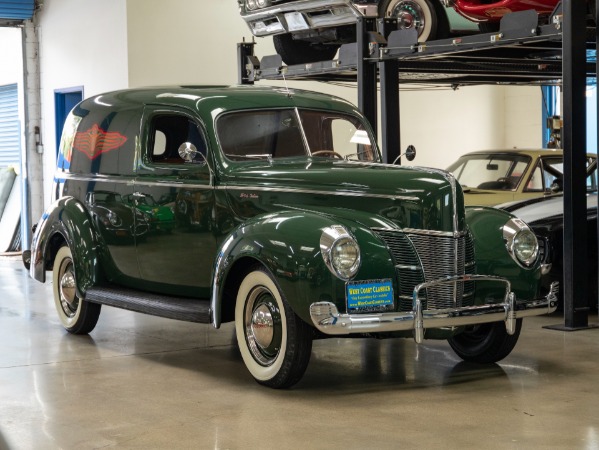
[447,154,531,191]
[217,108,378,162]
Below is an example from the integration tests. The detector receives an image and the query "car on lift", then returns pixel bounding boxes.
[25,85,557,389]
[238,0,453,64]
[446,149,597,206]
[442,0,595,33]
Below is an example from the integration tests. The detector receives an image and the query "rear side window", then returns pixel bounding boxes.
[149,114,207,164]
[66,106,140,176]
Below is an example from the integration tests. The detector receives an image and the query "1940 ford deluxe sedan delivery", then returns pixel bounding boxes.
[26,85,557,388]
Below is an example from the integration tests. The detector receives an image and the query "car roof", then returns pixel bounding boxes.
[77,85,362,118]
[458,149,597,158]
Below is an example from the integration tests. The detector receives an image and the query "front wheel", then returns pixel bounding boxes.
[53,245,101,334]
[235,267,313,388]
[447,319,522,363]
[379,0,449,42]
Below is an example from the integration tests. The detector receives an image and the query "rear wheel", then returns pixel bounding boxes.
[379,0,449,41]
[447,319,522,363]
[53,245,101,334]
[273,33,339,65]
[235,267,313,388]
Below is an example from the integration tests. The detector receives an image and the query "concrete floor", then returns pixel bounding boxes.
[1,257,599,450]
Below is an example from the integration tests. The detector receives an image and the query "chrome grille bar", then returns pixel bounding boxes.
[373,228,476,311]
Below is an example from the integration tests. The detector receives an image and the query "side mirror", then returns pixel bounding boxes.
[178,142,200,162]
[392,145,417,164]
[404,145,416,162]
[550,178,563,193]
[178,142,210,167]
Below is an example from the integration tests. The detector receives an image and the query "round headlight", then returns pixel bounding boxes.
[503,218,539,268]
[513,229,538,266]
[320,225,361,280]
[108,212,122,227]
[246,0,257,10]
[256,0,268,7]
[331,238,360,278]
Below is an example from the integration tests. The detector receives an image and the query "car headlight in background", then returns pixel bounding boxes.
[320,225,361,280]
[503,217,539,268]
[246,0,270,10]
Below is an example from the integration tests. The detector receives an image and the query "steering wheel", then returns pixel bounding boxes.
[311,150,344,159]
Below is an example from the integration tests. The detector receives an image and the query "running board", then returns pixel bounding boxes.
[86,286,211,323]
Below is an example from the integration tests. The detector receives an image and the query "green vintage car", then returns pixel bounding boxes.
[26,85,557,388]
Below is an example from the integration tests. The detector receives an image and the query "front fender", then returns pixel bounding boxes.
[211,210,396,327]
[466,206,541,302]
[30,196,101,297]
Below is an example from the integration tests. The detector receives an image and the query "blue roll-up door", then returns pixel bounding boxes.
[0,84,21,167]
[0,0,35,20]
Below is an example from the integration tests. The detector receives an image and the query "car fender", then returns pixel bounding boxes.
[30,196,102,297]
[210,210,396,327]
[465,206,541,301]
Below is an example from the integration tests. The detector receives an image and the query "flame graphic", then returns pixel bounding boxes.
[73,124,127,159]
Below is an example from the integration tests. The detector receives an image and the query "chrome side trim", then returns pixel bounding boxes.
[57,172,213,190]
[58,171,422,201]
[55,172,135,185]
[220,185,421,202]
[310,280,559,343]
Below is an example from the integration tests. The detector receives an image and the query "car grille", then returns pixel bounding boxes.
[372,229,476,311]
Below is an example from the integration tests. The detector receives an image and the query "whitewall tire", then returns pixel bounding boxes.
[235,267,312,388]
[53,245,101,334]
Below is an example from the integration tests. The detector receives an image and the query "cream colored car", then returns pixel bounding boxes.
[446,149,597,206]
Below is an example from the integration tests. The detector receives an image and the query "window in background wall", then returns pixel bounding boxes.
[586,86,597,154]
[543,85,598,153]
[54,87,83,155]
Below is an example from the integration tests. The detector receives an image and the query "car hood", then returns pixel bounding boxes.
[497,193,598,224]
[220,159,465,233]
[460,187,513,206]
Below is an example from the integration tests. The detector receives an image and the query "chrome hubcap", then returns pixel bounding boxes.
[251,304,274,349]
[391,1,425,35]
[244,286,282,366]
[59,260,79,317]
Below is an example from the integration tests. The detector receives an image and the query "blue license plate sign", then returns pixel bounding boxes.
[347,279,394,310]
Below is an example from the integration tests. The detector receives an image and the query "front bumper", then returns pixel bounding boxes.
[310,275,558,343]
[240,0,367,37]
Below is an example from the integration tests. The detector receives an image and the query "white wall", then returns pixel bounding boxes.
[36,0,129,207]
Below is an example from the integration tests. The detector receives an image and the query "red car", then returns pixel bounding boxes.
[443,0,594,32]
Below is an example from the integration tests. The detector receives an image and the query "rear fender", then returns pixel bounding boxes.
[30,197,101,297]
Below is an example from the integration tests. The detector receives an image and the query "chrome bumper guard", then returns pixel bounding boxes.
[241,0,365,36]
[310,276,559,344]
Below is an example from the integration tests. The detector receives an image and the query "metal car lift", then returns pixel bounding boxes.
[237,0,598,331]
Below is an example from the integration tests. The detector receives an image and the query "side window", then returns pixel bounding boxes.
[153,130,167,157]
[149,114,207,164]
[524,164,544,192]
